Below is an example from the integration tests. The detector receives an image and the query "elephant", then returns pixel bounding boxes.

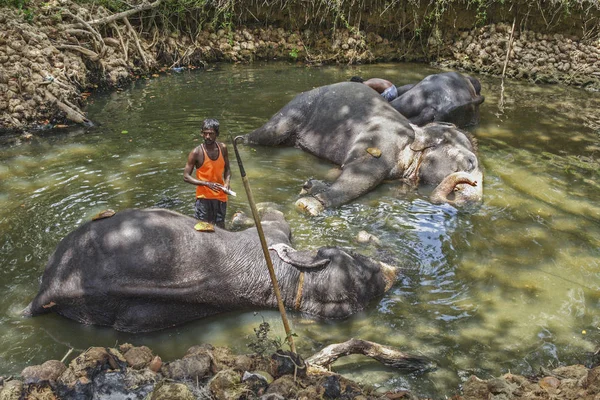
[23,206,398,333]
[389,72,485,127]
[242,82,483,215]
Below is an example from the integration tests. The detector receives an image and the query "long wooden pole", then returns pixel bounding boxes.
[232,136,296,353]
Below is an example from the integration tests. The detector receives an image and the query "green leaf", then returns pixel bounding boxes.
[121,130,128,134]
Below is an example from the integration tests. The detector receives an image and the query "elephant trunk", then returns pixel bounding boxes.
[430,171,482,207]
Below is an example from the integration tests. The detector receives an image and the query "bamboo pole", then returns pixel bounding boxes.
[232,136,296,354]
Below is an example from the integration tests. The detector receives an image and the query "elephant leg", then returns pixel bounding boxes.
[409,106,436,126]
[296,156,388,215]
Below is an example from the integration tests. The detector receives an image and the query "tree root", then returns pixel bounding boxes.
[307,338,436,373]
[44,90,91,126]
[124,17,149,69]
[55,45,100,61]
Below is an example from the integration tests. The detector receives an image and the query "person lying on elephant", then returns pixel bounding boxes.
[183,118,232,228]
[350,76,399,102]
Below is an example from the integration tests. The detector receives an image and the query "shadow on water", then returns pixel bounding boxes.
[0,63,599,397]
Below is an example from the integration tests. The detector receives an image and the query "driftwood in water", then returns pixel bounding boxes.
[307,338,436,373]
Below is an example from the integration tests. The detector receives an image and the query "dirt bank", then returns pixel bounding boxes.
[1,343,599,399]
[1,0,599,133]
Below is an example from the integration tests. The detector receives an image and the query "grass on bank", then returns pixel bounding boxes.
[1,0,599,41]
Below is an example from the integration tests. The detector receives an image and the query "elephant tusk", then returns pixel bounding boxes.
[430,172,479,205]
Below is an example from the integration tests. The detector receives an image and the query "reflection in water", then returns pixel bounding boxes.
[0,63,598,397]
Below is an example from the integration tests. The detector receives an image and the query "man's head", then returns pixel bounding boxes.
[350,76,364,83]
[201,118,220,145]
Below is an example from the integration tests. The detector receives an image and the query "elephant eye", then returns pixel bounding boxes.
[467,157,476,172]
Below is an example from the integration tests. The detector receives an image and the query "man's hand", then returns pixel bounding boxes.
[205,181,222,192]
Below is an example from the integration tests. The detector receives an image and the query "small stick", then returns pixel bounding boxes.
[60,348,74,363]
[502,17,517,79]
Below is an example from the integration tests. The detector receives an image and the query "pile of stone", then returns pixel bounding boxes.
[0,344,376,399]
[1,0,599,133]
[440,22,600,88]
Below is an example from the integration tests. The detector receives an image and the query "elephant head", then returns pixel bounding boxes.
[270,243,398,318]
[410,122,483,207]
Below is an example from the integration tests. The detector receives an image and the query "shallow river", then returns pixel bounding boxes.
[1,63,599,397]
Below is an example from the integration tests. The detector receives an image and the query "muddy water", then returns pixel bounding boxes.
[0,63,598,397]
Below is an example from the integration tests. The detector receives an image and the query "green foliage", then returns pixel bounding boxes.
[246,317,284,356]
[289,47,299,60]
[1,0,34,21]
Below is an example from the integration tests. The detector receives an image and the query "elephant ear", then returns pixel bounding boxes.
[269,243,330,269]
[410,124,444,152]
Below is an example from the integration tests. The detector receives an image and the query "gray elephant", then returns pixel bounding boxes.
[23,206,397,333]
[390,72,485,127]
[243,82,483,215]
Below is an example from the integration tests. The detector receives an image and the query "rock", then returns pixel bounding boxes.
[150,381,195,400]
[162,353,212,380]
[233,355,253,372]
[321,375,341,399]
[265,375,297,398]
[21,360,66,384]
[584,366,600,394]
[357,230,381,245]
[124,346,154,369]
[539,375,560,390]
[271,350,306,378]
[462,375,490,399]
[209,369,242,400]
[0,380,23,400]
[554,364,589,380]
[148,356,163,372]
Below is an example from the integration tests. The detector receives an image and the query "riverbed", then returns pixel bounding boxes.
[0,62,598,397]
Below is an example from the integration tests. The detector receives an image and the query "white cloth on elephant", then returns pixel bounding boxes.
[380,85,398,102]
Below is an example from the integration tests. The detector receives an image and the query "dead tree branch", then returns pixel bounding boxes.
[307,338,436,373]
[85,0,162,27]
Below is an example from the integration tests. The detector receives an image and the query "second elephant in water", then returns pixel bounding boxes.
[390,72,485,128]
[243,82,483,215]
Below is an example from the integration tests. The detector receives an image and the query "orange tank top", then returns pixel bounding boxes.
[195,144,228,202]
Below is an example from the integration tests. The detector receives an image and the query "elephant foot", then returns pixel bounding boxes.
[295,196,325,216]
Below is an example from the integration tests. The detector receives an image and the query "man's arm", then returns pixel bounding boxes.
[221,143,232,190]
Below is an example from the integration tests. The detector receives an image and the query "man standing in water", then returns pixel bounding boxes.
[184,118,231,229]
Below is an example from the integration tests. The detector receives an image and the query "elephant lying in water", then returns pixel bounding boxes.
[243,82,483,215]
[24,206,397,333]
[390,72,485,128]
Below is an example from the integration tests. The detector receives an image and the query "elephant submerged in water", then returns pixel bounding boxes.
[243,82,483,215]
[24,206,397,333]
[390,72,485,128]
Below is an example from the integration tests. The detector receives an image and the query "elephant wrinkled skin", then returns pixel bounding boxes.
[390,72,485,128]
[243,82,483,215]
[24,207,398,332]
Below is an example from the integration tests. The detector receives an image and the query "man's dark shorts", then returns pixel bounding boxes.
[195,198,227,227]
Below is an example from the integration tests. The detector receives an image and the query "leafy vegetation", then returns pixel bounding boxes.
[246,317,284,356]
[1,0,597,40]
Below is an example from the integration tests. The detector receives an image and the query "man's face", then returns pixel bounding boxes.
[202,128,217,145]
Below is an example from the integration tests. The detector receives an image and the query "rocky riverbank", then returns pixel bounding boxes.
[1,343,599,399]
[1,0,599,133]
